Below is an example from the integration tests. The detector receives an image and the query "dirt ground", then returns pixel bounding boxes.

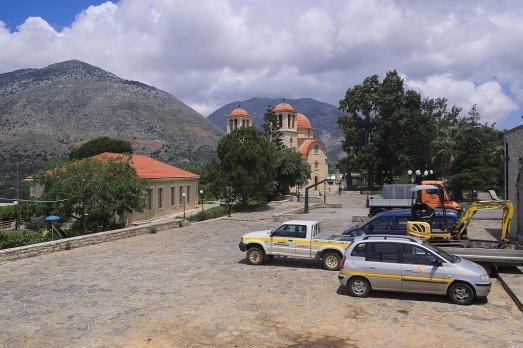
[0,192,522,347]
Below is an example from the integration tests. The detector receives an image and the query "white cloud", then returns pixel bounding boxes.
[0,0,521,125]
[406,74,518,124]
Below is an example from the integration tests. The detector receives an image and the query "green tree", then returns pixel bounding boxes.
[274,147,311,195]
[207,127,277,205]
[35,157,147,232]
[69,137,133,160]
[262,107,284,150]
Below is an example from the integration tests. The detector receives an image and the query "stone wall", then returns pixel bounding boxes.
[0,219,187,262]
[506,125,523,237]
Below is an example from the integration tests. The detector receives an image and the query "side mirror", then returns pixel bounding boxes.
[432,258,442,267]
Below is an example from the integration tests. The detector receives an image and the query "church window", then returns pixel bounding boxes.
[278,114,283,128]
[229,120,233,131]
[242,119,245,127]
[288,115,291,128]
[292,115,295,128]
[314,145,319,154]
[290,138,293,146]
[234,119,238,129]
[314,161,319,169]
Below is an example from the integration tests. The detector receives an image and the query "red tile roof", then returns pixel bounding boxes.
[297,113,312,129]
[274,102,294,112]
[92,152,200,179]
[299,139,316,158]
[227,107,252,118]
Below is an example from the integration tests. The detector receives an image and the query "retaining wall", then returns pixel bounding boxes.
[0,219,187,262]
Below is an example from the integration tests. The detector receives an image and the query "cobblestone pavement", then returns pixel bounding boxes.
[1,193,522,348]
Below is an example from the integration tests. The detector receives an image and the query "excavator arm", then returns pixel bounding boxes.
[407,199,514,246]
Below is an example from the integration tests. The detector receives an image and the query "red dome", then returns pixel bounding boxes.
[228,107,251,118]
[297,113,312,129]
[273,103,294,112]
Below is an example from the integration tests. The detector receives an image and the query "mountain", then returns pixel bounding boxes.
[0,60,223,197]
[207,97,345,162]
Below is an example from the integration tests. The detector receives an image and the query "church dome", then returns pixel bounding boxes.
[297,113,312,129]
[274,103,294,112]
[228,107,251,118]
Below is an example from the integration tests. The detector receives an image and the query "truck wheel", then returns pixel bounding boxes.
[448,282,475,305]
[348,277,371,297]
[246,247,264,265]
[322,252,341,271]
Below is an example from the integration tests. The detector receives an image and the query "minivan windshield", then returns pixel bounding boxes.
[421,241,459,263]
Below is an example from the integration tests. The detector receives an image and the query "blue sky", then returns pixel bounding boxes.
[0,0,106,31]
[0,0,522,129]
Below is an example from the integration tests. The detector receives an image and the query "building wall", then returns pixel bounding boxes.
[506,126,523,239]
[126,178,199,223]
[306,143,329,188]
[226,116,252,133]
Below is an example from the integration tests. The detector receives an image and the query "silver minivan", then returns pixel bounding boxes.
[338,235,491,305]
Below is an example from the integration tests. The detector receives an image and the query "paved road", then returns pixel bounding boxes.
[0,194,522,347]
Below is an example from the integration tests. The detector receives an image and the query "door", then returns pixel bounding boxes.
[294,224,311,257]
[364,242,402,291]
[399,244,448,294]
[270,224,297,256]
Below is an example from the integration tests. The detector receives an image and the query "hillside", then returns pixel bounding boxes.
[0,60,223,197]
[207,97,344,162]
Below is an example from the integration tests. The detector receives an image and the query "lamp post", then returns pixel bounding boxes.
[199,189,204,213]
[182,192,186,219]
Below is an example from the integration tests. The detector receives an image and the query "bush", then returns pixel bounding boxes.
[0,231,53,250]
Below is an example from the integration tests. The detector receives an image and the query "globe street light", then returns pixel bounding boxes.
[415,169,421,176]
[182,192,186,219]
[199,189,204,213]
[407,170,413,176]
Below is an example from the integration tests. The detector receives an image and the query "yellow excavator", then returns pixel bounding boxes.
[407,186,514,248]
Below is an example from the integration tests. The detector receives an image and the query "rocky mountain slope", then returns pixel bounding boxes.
[207,97,345,162]
[0,60,223,197]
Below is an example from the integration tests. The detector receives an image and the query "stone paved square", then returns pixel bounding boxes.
[0,193,522,347]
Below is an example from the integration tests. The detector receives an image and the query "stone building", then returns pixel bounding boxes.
[28,152,200,224]
[505,125,523,240]
[225,103,328,188]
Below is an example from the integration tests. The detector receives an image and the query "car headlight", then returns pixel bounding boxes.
[480,275,490,282]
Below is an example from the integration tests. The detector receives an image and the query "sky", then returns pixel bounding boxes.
[0,0,522,129]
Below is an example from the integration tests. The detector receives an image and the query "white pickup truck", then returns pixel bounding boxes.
[238,220,351,270]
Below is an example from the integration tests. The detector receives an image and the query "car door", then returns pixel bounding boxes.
[399,244,448,294]
[364,242,402,291]
[270,224,296,256]
[294,224,311,257]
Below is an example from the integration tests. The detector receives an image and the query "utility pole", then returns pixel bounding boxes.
[15,163,20,231]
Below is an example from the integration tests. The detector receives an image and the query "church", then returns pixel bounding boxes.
[226,102,329,188]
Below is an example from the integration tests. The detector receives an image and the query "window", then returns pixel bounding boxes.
[158,188,163,209]
[290,138,293,146]
[292,115,295,128]
[351,243,366,257]
[147,189,153,210]
[295,225,307,239]
[272,224,295,238]
[229,120,233,131]
[187,186,190,203]
[171,187,175,206]
[400,245,435,265]
[314,161,318,169]
[288,115,291,128]
[242,119,245,127]
[234,119,238,129]
[314,145,319,154]
[278,114,283,128]
[369,217,390,233]
[179,186,183,204]
[272,224,307,238]
[390,217,408,234]
[366,242,399,263]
